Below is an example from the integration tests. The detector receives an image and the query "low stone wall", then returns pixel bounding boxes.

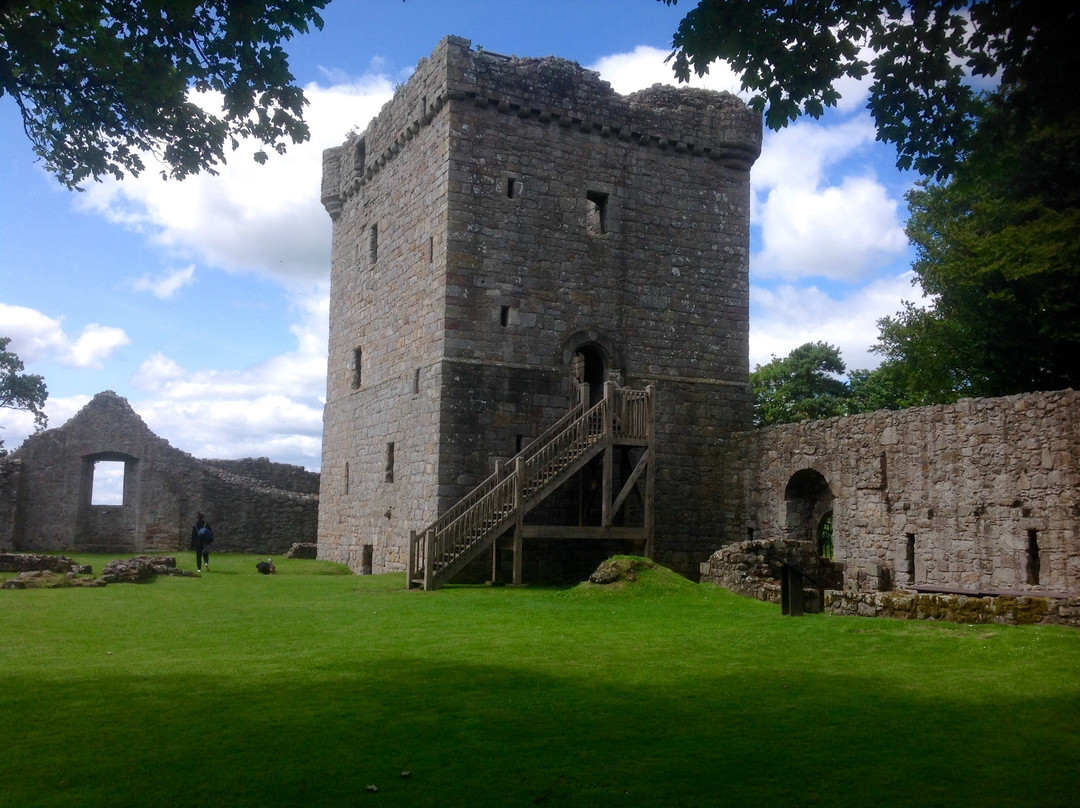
[699,538,843,612]
[825,589,1080,628]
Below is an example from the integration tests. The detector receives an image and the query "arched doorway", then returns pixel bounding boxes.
[784,468,834,552]
[574,343,606,407]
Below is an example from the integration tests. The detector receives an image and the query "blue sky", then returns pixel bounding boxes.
[0,0,922,470]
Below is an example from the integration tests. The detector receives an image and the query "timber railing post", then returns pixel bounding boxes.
[645,384,656,559]
[513,455,525,584]
[602,381,616,527]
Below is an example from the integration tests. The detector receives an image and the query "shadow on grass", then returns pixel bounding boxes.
[3,657,1076,808]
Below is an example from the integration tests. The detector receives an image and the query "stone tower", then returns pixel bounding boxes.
[318,36,760,579]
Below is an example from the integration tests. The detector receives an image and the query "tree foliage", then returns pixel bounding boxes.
[0,0,327,188]
[751,342,850,426]
[661,0,1079,179]
[0,337,48,455]
[873,87,1080,400]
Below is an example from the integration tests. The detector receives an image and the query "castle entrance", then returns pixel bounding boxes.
[573,343,606,407]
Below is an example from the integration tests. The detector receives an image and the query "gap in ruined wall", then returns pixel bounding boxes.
[90,459,125,506]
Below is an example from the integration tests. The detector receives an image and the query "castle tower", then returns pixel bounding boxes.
[318,37,760,579]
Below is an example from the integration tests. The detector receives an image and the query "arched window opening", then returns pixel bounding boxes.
[784,468,834,548]
[817,511,834,559]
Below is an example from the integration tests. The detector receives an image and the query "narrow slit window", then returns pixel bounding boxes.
[586,190,608,235]
[1026,529,1041,585]
[344,461,350,495]
[385,442,395,483]
[413,368,421,395]
[352,347,362,389]
[428,235,434,263]
[369,224,378,263]
[354,138,366,174]
[905,533,916,579]
[500,305,510,327]
[507,177,519,199]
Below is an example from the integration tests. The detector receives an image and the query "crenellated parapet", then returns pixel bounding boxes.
[321,36,761,219]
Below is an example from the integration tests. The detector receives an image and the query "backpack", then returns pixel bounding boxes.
[197,524,214,544]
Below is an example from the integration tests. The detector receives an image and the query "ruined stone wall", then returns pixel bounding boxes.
[722,389,1080,597]
[0,392,318,555]
[319,37,760,579]
[204,457,319,495]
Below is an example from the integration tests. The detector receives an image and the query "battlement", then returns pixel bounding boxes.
[322,36,761,219]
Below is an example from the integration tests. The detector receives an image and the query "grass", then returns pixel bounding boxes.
[1,553,1078,807]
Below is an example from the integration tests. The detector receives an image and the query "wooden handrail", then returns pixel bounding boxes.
[408,384,652,588]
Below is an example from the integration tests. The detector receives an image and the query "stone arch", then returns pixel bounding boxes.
[784,468,834,549]
[561,330,624,406]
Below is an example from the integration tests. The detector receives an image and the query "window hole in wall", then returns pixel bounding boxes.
[354,138,366,174]
[515,434,527,454]
[500,305,510,327]
[385,442,395,483]
[361,544,373,575]
[1026,529,1041,585]
[586,190,608,235]
[816,511,833,559]
[369,223,378,263]
[352,347,362,389]
[344,462,350,495]
[507,177,519,199]
[413,368,421,395]
[905,533,916,579]
[746,526,755,541]
[428,235,434,263]
[91,460,125,506]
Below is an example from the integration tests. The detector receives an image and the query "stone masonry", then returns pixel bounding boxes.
[715,389,1080,598]
[318,36,761,578]
[0,391,319,555]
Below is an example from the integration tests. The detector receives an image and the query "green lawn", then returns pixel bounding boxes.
[1,553,1077,807]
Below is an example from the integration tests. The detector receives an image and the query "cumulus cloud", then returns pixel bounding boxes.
[590,45,745,97]
[127,288,329,468]
[750,271,928,371]
[130,265,196,299]
[0,303,129,368]
[74,74,396,288]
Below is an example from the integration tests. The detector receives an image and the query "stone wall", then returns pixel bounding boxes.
[0,391,319,555]
[319,36,760,579]
[719,389,1080,598]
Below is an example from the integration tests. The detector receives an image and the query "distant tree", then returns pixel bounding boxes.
[751,342,850,427]
[0,337,48,455]
[0,0,327,188]
[660,0,1078,179]
[846,362,913,413]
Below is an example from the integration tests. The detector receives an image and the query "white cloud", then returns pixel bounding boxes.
[590,45,745,97]
[130,265,196,299]
[74,74,396,288]
[0,303,129,368]
[750,271,927,371]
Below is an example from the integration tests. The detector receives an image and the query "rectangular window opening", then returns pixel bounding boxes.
[586,190,608,235]
[91,460,125,506]
[500,305,510,327]
[515,434,527,454]
[905,533,916,579]
[413,368,421,395]
[507,177,519,199]
[1026,529,1041,585]
[385,441,395,483]
[344,461,350,495]
[428,235,434,263]
[352,347,362,389]
[369,223,378,263]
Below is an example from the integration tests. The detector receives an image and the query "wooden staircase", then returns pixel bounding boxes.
[407,382,654,590]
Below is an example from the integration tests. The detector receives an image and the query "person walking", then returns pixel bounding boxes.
[191,512,214,572]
